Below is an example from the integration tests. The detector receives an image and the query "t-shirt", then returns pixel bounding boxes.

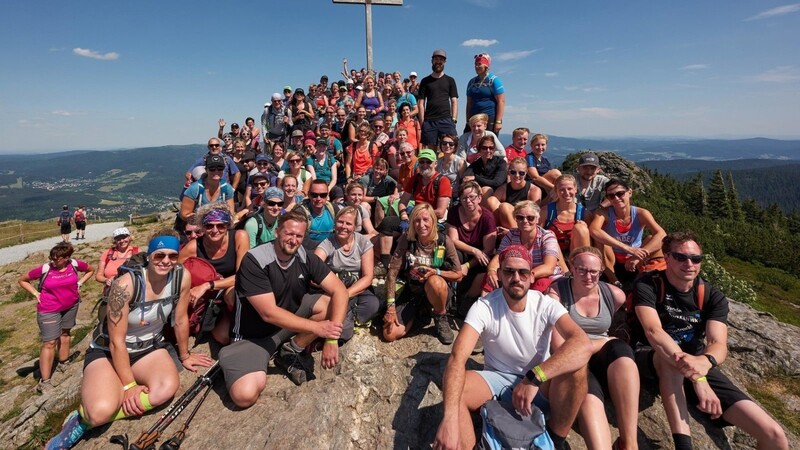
[465,288,567,375]
[446,206,496,248]
[318,233,373,275]
[633,271,728,355]
[350,142,379,177]
[505,145,527,162]
[28,260,90,313]
[306,204,336,243]
[418,74,458,121]
[466,72,505,118]
[360,174,397,199]
[233,243,331,339]
[402,172,453,206]
[307,154,335,183]
[244,213,278,248]
[575,173,610,212]
[100,247,141,280]
[526,154,553,177]
[182,179,235,207]
[499,228,563,278]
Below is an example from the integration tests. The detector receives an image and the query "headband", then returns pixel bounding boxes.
[202,209,232,225]
[148,236,180,254]
[499,244,532,268]
[475,55,491,68]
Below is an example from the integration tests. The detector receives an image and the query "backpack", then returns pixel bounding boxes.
[38,260,79,291]
[58,210,71,226]
[74,210,85,222]
[411,173,445,201]
[478,399,554,450]
[296,199,339,227]
[613,271,708,346]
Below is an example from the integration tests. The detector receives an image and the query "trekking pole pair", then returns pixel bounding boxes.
[110,361,220,450]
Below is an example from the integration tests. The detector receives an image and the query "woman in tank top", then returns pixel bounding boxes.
[486,157,542,233]
[46,230,213,450]
[178,203,249,345]
[546,247,637,450]
[355,75,384,120]
[539,174,591,260]
[434,133,465,200]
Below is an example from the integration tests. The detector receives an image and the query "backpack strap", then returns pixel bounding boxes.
[544,203,557,229]
[254,211,266,246]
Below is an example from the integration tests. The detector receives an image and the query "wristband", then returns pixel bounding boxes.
[209,280,215,290]
[123,381,138,391]
[325,339,338,345]
[495,119,503,124]
[436,269,441,276]
[77,281,83,288]
[696,376,708,383]
[464,262,471,270]
[533,365,548,383]
[704,354,719,368]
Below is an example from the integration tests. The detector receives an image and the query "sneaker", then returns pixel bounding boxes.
[45,410,87,450]
[275,344,315,386]
[434,314,454,345]
[37,378,53,394]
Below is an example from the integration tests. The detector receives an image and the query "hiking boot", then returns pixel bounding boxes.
[45,410,87,450]
[435,314,454,345]
[275,344,315,386]
[37,378,53,394]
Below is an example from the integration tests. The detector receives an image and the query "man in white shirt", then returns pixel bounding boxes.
[433,245,592,450]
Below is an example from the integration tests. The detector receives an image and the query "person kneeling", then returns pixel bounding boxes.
[219,210,348,408]
[433,245,592,450]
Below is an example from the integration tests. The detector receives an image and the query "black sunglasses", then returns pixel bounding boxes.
[606,190,627,199]
[310,192,328,198]
[670,252,705,264]
[265,200,282,207]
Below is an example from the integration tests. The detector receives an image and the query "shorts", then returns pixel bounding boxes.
[60,224,72,234]
[635,347,750,425]
[586,339,635,401]
[83,341,168,370]
[475,369,550,414]
[219,293,322,390]
[37,303,79,341]
[377,216,401,236]
[421,118,458,147]
[393,280,453,326]
[75,221,86,231]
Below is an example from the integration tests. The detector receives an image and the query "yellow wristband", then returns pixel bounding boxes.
[533,365,547,383]
[123,381,138,391]
[325,339,338,345]
[464,262,471,270]
[696,376,708,383]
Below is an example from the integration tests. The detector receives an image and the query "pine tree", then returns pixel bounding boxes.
[686,173,707,216]
[741,198,764,223]
[727,171,744,222]
[708,170,731,220]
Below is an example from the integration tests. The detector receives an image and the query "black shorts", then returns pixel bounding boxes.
[83,341,168,370]
[60,224,71,234]
[586,339,635,401]
[394,280,452,326]
[635,347,750,425]
[75,221,86,231]
[421,118,457,147]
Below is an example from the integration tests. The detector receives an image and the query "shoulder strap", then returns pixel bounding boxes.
[597,281,614,310]
[545,203,557,229]
[656,272,666,304]
[696,279,706,310]
[255,212,266,246]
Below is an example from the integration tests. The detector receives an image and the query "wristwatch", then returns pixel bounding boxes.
[704,354,719,368]
[524,369,543,387]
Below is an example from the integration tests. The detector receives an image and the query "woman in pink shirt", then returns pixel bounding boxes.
[18,242,94,392]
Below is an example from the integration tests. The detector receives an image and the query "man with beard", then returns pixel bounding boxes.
[573,152,609,222]
[433,245,592,450]
[418,49,459,147]
[399,149,452,221]
[296,180,339,250]
[219,209,348,405]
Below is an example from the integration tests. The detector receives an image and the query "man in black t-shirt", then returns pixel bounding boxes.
[633,231,787,450]
[418,49,458,147]
[219,210,348,407]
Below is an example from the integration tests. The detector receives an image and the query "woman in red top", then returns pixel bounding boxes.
[346,123,379,180]
[539,175,591,261]
[395,103,421,150]
[95,227,140,294]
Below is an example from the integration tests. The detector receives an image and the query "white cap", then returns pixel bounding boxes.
[113,227,131,238]
[410,71,418,77]
[271,92,282,100]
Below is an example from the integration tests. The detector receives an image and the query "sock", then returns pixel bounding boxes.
[546,425,567,450]
[110,391,154,421]
[286,338,304,353]
[77,405,92,428]
[673,433,692,450]
[380,254,391,268]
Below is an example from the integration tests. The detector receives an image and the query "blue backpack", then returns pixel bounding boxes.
[478,399,554,450]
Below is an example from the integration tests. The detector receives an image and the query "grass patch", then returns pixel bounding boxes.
[1,404,22,422]
[721,257,800,327]
[10,288,33,303]
[0,327,12,346]
[20,397,82,450]
[748,368,800,437]
[0,220,57,249]
[72,323,94,345]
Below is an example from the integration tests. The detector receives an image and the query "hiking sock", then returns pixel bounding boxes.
[110,391,154,421]
[546,425,567,450]
[380,254,391,268]
[77,405,92,429]
[286,338,305,353]
[672,433,692,450]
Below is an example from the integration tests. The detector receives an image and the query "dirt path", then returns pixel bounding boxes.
[0,221,124,265]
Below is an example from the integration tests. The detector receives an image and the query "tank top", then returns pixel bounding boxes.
[197,230,238,277]
[361,94,380,113]
[544,203,585,252]
[603,206,643,262]
[125,269,177,352]
[505,181,531,205]
[557,277,614,339]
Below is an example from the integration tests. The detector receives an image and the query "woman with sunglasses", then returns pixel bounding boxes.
[45,232,211,450]
[345,123,380,181]
[546,247,638,450]
[289,88,316,132]
[231,139,250,208]
[96,227,140,294]
[589,179,666,288]
[539,174,591,260]
[395,103,421,150]
[445,181,496,315]
[19,242,94,394]
[180,155,236,225]
[343,182,379,238]
[307,138,340,198]
[245,186,283,248]
[456,113,505,164]
[241,171,270,215]
[435,133,466,199]
[278,150,313,197]
[462,135,508,201]
[484,201,564,293]
[465,53,505,134]
[314,206,380,341]
[178,204,249,345]
[243,117,261,151]
[345,106,370,151]
[487,157,542,231]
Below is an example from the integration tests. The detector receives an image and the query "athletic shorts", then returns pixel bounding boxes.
[83,341,168,370]
[475,370,550,415]
[219,293,322,390]
[60,224,71,234]
[394,281,453,326]
[635,347,750,425]
[75,221,86,230]
[37,303,79,341]
[586,339,635,401]
[421,118,458,147]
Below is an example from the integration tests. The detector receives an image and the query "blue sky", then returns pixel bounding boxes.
[1,0,798,153]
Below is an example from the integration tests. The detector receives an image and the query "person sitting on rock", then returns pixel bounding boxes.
[573,152,609,223]
[219,210,348,403]
[633,231,788,450]
[398,148,452,222]
[433,245,592,450]
[486,157,542,232]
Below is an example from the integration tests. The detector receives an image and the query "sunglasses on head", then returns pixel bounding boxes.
[606,190,627,199]
[150,252,179,263]
[310,192,328,199]
[670,252,705,264]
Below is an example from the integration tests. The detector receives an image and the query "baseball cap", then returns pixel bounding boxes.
[579,153,600,167]
[316,138,328,147]
[255,153,271,163]
[249,172,268,183]
[409,71,417,77]
[417,148,437,162]
[346,79,354,85]
[205,154,225,169]
[231,123,240,129]
[283,85,292,92]
[291,130,304,138]
[113,227,131,238]
[432,49,447,59]
[264,187,284,201]
[294,88,305,95]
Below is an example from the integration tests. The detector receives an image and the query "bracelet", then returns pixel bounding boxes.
[464,262,471,270]
[209,280,215,290]
[495,119,503,124]
[533,365,548,383]
[386,298,395,305]
[325,339,338,345]
[695,375,708,383]
[77,281,83,288]
[179,352,191,362]
[123,381,138,391]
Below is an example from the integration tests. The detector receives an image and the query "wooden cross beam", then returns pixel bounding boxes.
[332,0,403,73]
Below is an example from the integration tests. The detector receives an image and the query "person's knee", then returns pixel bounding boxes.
[83,399,120,427]
[42,339,58,349]
[425,275,448,295]
[146,372,180,406]
[229,376,266,409]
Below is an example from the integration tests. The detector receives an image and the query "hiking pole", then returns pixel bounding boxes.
[110,361,220,450]
[158,381,215,450]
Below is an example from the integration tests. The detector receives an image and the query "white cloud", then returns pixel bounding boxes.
[563,85,606,93]
[461,39,499,47]
[465,0,498,7]
[73,47,119,61]
[544,72,559,77]
[50,110,84,116]
[495,49,539,61]
[681,64,709,70]
[745,3,800,21]
[595,47,614,54]
[744,66,800,83]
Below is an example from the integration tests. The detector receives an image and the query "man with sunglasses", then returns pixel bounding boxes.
[632,232,788,450]
[296,180,340,250]
[262,93,293,148]
[185,137,241,188]
[434,245,591,450]
[399,149,452,222]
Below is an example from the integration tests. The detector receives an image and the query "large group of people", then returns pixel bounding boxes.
[35,49,788,450]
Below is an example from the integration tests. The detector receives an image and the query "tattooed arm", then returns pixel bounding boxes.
[106,274,136,387]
